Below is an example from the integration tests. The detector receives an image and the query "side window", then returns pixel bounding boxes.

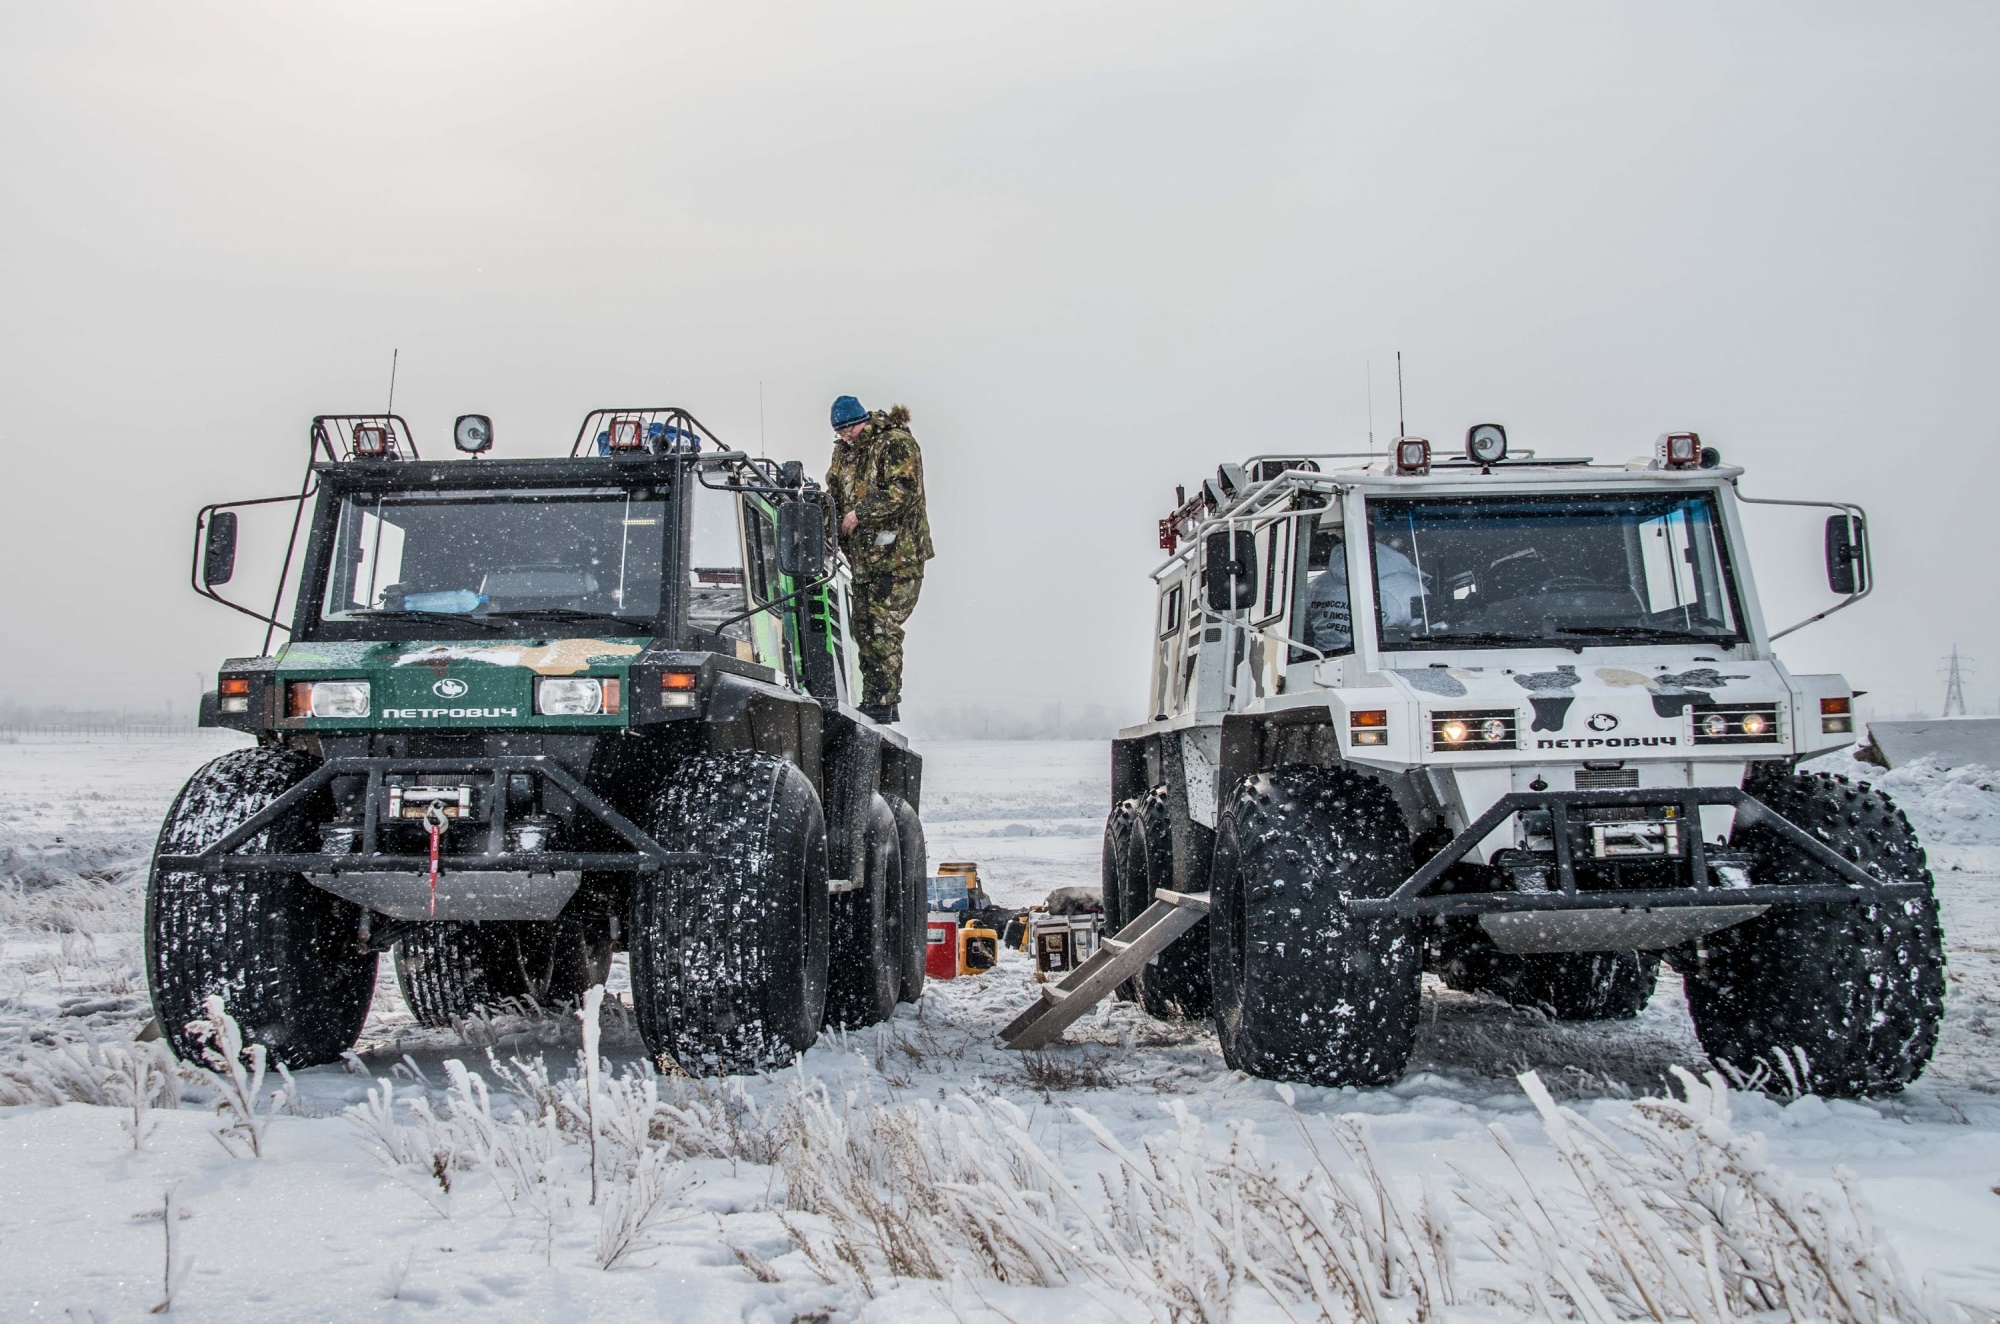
[687,480,748,640]
[1255,520,1289,623]
[742,503,790,675]
[745,504,783,604]
[1158,584,1183,636]
[1290,515,1354,660]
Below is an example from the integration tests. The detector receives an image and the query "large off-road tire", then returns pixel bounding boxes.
[827,793,902,1028]
[146,747,377,1069]
[1209,766,1424,1087]
[1435,924,1661,1020]
[394,914,614,1028]
[629,753,830,1075]
[1118,787,1213,1018]
[886,795,928,1003]
[1678,768,1944,1096]
[1101,797,1142,1001]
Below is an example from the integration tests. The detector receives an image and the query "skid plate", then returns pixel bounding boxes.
[1479,903,1766,954]
[308,869,582,922]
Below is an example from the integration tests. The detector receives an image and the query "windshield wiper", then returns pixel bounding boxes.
[1553,624,1731,643]
[345,609,505,632]
[483,608,651,631]
[1385,632,1539,650]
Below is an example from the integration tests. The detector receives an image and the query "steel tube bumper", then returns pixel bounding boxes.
[155,754,697,877]
[1345,785,1922,919]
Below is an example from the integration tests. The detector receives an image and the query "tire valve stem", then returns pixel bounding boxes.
[423,802,449,917]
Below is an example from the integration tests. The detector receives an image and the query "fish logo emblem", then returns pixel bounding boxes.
[433,678,469,699]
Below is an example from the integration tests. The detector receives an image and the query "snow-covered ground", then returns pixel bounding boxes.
[1,733,1996,1321]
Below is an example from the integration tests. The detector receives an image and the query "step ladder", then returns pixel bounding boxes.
[999,889,1211,1051]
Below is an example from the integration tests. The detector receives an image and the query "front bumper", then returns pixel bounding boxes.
[155,755,698,921]
[1346,785,1926,919]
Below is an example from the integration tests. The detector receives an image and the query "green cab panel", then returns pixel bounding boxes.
[272,637,649,729]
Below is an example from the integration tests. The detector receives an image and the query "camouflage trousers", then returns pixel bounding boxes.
[850,568,924,707]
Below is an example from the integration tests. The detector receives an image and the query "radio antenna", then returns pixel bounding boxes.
[1366,360,1375,454]
[385,347,399,417]
[1396,350,1406,437]
[758,379,766,458]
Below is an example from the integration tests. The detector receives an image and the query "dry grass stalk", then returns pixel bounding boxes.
[0,1037,181,1116]
[1079,1094,1455,1324]
[1016,1049,1117,1096]
[595,1144,692,1269]
[181,996,271,1158]
[1459,1067,1960,1324]
[779,1081,1092,1293]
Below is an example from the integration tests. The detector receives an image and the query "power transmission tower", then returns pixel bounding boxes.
[1941,644,1971,717]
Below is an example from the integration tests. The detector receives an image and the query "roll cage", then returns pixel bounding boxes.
[190,409,837,661]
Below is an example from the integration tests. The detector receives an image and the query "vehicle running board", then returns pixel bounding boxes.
[999,889,1211,1051]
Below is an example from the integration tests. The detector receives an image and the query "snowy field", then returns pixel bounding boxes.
[1,732,1997,1322]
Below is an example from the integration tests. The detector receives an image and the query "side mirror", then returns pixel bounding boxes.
[1825,514,1867,595]
[202,511,238,587]
[777,500,827,579]
[779,460,804,489]
[1203,529,1258,611]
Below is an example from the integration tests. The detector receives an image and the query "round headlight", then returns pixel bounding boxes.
[1740,713,1768,737]
[454,413,494,454]
[1465,423,1508,465]
[1481,717,1509,744]
[1701,713,1730,738]
[1439,719,1470,744]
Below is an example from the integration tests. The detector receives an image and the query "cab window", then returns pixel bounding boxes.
[687,479,748,642]
[1290,512,1354,661]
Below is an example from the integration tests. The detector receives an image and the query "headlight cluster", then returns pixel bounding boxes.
[286,680,371,719]
[536,677,621,716]
[1431,709,1518,751]
[1690,703,1780,744]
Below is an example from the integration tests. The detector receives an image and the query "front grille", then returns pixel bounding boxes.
[1430,709,1518,752]
[1574,767,1640,790]
[1691,702,1782,745]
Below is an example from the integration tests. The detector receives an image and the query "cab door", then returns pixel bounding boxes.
[742,498,796,681]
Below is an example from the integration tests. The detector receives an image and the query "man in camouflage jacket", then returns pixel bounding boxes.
[824,396,934,722]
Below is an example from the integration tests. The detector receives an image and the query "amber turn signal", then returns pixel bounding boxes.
[661,670,698,709]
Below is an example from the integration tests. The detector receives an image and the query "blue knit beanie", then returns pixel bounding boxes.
[830,395,868,430]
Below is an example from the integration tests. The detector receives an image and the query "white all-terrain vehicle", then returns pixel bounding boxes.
[1105,428,1942,1098]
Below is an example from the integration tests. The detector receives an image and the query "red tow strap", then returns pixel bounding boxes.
[423,803,448,917]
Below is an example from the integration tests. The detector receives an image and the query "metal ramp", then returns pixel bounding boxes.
[1000,889,1211,1051]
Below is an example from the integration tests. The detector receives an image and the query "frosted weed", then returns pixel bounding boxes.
[1015,1048,1116,1096]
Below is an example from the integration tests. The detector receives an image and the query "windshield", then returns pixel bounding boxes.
[1366,491,1741,651]
[320,487,666,631]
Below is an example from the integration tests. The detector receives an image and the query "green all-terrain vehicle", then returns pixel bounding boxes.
[150,408,925,1073]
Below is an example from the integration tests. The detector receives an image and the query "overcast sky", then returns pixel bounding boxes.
[3,2,1995,725]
